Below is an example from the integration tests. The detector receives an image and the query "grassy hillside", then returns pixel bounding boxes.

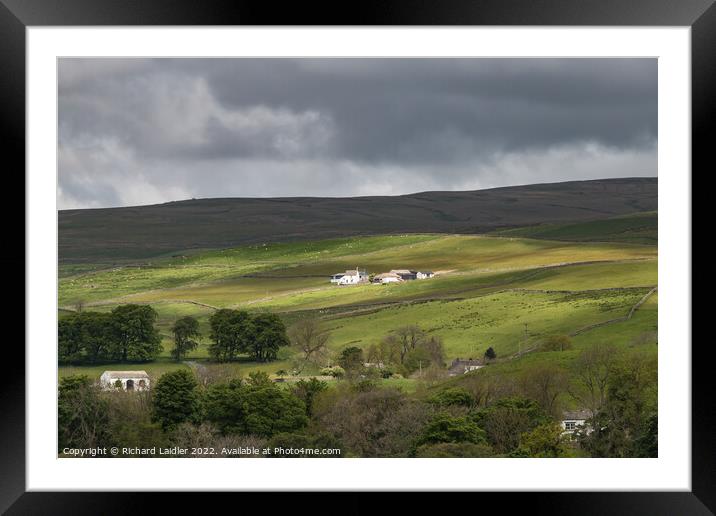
[59,227,657,382]
[58,178,657,263]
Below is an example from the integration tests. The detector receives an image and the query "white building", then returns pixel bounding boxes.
[561,410,593,434]
[100,371,151,391]
[373,272,402,284]
[416,271,434,279]
[330,268,368,285]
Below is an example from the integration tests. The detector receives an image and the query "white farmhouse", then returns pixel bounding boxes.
[330,268,368,285]
[100,371,150,391]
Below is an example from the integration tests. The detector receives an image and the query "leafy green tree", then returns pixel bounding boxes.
[579,353,656,457]
[484,347,497,361]
[58,375,110,451]
[59,311,114,363]
[152,369,201,430]
[429,387,475,408]
[203,379,308,437]
[249,313,289,362]
[171,316,200,361]
[208,309,253,362]
[512,422,568,457]
[241,386,309,436]
[415,414,487,447]
[291,377,328,416]
[110,304,162,362]
[338,346,365,377]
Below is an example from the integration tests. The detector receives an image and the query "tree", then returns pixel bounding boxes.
[579,352,656,458]
[634,413,658,458]
[540,334,573,352]
[513,422,568,457]
[484,347,497,361]
[110,304,162,362]
[521,362,568,416]
[472,397,549,454]
[249,313,289,361]
[291,377,328,416]
[312,386,430,457]
[338,346,365,378]
[415,414,487,447]
[382,325,426,363]
[288,319,330,371]
[58,375,110,451]
[152,369,200,430]
[208,309,253,362]
[203,379,308,437]
[429,387,475,408]
[569,342,619,416]
[59,311,114,363]
[171,316,200,361]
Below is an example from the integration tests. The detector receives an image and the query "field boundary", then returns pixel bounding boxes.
[569,286,658,336]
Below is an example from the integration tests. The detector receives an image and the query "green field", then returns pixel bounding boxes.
[59,216,657,382]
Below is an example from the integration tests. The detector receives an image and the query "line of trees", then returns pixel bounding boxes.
[208,309,289,362]
[59,305,162,364]
[59,305,291,365]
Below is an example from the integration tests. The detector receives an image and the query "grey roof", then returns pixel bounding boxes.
[562,410,592,420]
[102,371,150,379]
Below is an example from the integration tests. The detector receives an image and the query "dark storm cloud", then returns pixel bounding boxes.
[58,58,657,209]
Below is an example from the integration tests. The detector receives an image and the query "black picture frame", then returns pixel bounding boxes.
[1,0,708,513]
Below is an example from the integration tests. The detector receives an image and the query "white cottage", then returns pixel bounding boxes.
[561,410,593,434]
[100,370,150,391]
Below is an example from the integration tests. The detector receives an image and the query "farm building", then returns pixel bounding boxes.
[447,358,484,376]
[391,269,418,281]
[373,272,403,284]
[416,271,434,279]
[330,268,368,285]
[561,410,593,434]
[100,371,150,391]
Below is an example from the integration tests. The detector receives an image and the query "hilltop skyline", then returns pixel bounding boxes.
[58,58,657,210]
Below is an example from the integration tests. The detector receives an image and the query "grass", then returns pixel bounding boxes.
[57,224,657,385]
[322,288,651,359]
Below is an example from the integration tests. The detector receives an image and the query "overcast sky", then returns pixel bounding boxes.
[58,58,657,209]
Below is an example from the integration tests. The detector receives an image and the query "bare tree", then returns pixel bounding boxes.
[381,325,426,363]
[569,342,619,415]
[521,363,568,416]
[288,319,330,372]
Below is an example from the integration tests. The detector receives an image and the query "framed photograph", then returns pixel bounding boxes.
[3,0,709,512]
